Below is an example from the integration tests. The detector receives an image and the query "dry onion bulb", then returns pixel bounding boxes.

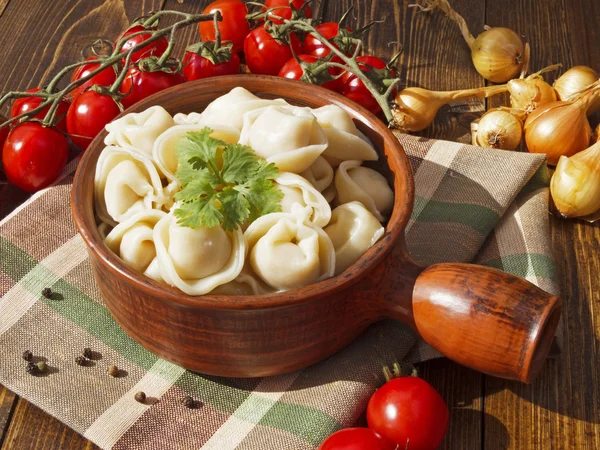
[411,0,525,83]
[553,66,599,106]
[474,109,523,151]
[508,65,560,114]
[392,84,508,132]
[550,139,600,218]
[524,83,600,165]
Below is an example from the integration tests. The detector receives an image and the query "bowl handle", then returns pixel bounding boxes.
[369,246,561,382]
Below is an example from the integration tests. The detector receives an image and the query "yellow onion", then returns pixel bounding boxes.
[553,66,599,102]
[595,123,600,143]
[508,65,560,113]
[551,140,600,217]
[392,84,508,132]
[524,86,599,165]
[415,0,525,83]
[474,109,523,150]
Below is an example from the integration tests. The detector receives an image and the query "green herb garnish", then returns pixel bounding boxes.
[174,128,283,232]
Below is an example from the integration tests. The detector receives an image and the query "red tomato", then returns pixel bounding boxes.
[2,122,68,192]
[116,24,168,63]
[342,56,397,115]
[304,22,352,58]
[199,0,250,54]
[10,89,70,132]
[278,55,342,92]
[264,0,313,23]
[367,377,449,450]
[119,64,186,109]
[70,57,119,100]
[244,26,303,75]
[318,428,396,450]
[183,50,240,80]
[67,91,122,150]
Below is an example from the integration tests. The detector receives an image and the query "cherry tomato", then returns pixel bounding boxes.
[183,50,240,80]
[342,56,397,115]
[264,0,313,23]
[318,428,397,450]
[278,55,342,92]
[304,22,353,58]
[2,122,68,192]
[67,91,122,150]
[199,0,250,54]
[116,24,168,64]
[70,57,119,100]
[367,377,449,450]
[10,89,70,132]
[119,64,186,109]
[244,26,303,75]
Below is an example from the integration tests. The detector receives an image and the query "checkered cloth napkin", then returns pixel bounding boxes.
[0,133,559,449]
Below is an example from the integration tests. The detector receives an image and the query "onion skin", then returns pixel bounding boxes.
[509,78,557,113]
[551,141,600,217]
[475,110,523,150]
[524,100,592,165]
[471,28,525,83]
[554,66,600,113]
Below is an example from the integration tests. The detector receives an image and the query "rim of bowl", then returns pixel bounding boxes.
[71,75,415,310]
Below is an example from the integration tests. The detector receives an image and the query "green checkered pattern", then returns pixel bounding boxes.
[0,134,559,449]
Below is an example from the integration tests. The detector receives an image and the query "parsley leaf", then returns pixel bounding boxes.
[173,128,283,232]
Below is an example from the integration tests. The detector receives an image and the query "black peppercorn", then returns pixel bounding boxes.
[182,395,201,409]
[26,362,38,375]
[83,347,93,359]
[22,350,33,361]
[41,287,53,299]
[107,365,120,377]
[134,391,146,403]
[75,356,87,366]
[36,361,47,373]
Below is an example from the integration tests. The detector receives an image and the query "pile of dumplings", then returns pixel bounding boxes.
[95,87,394,296]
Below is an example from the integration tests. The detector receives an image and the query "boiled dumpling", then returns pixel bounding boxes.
[276,172,331,227]
[335,160,394,221]
[153,213,244,295]
[201,87,287,131]
[104,106,174,157]
[324,202,385,275]
[311,105,378,167]
[244,207,335,291]
[173,112,203,125]
[95,146,167,226]
[322,183,337,203]
[300,156,334,193]
[104,210,166,281]
[153,124,240,183]
[239,105,328,173]
[210,268,274,295]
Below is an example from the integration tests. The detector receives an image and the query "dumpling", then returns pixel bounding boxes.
[276,172,331,227]
[104,106,174,157]
[335,160,394,221]
[324,202,385,275]
[210,268,274,295]
[153,213,244,295]
[311,105,378,167]
[173,112,203,125]
[95,146,167,226]
[239,105,328,173]
[104,210,166,282]
[300,156,334,193]
[244,207,335,291]
[322,183,337,203]
[152,124,240,183]
[201,87,287,131]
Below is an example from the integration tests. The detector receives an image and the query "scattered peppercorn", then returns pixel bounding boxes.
[182,395,201,409]
[36,361,47,373]
[26,362,38,375]
[75,356,87,366]
[22,350,33,362]
[107,365,120,377]
[83,347,93,359]
[41,287,53,299]
[134,391,146,403]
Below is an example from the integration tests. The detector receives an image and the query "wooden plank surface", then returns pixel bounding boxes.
[0,0,599,448]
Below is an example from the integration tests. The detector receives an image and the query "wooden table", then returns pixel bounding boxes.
[0,0,598,448]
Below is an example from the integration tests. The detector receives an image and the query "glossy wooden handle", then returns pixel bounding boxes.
[411,263,561,383]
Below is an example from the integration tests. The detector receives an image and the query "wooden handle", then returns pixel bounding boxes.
[411,263,561,383]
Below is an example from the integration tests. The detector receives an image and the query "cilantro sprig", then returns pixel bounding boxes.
[173,128,283,232]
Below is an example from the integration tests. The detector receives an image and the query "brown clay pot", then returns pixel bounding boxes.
[71,75,561,382]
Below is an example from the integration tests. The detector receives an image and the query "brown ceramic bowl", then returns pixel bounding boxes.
[72,75,561,382]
